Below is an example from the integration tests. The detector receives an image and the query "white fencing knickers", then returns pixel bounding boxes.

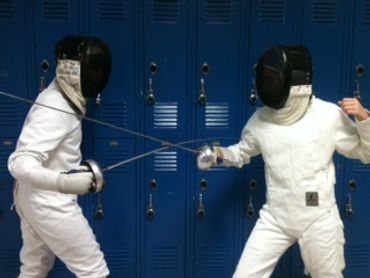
[232,205,345,278]
[14,184,109,278]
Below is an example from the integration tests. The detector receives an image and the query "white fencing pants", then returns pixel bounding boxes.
[233,206,345,278]
[14,184,109,278]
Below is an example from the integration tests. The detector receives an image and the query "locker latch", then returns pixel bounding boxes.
[198,78,207,105]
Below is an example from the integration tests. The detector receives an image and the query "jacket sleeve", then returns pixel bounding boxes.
[8,104,71,184]
[335,108,370,163]
[217,116,261,168]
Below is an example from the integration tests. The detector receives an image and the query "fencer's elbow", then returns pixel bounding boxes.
[7,154,41,180]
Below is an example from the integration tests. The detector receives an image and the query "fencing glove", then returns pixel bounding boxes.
[196,144,223,171]
[25,165,95,195]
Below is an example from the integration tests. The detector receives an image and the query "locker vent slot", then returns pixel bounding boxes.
[365,0,370,24]
[0,102,20,127]
[43,0,71,19]
[105,250,129,269]
[205,0,233,24]
[353,160,370,173]
[152,0,180,23]
[0,0,14,19]
[98,0,126,21]
[154,151,177,172]
[205,103,229,129]
[346,244,370,268]
[101,103,128,128]
[201,246,227,269]
[102,149,129,173]
[258,0,286,23]
[311,0,336,23]
[0,250,20,271]
[153,102,178,129]
[152,247,177,269]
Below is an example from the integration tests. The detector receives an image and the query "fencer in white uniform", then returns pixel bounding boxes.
[197,45,370,278]
[8,36,112,278]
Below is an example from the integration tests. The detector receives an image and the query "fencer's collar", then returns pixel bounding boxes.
[259,85,313,126]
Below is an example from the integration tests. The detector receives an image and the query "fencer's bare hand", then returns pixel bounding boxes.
[338,98,369,121]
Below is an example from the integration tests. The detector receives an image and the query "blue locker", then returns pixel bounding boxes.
[0,0,29,135]
[192,2,243,277]
[143,0,189,139]
[342,0,370,277]
[86,1,139,277]
[2,1,370,277]
[141,1,190,276]
[301,0,349,103]
[92,138,137,277]
[88,0,137,138]
[0,1,30,276]
[142,141,188,278]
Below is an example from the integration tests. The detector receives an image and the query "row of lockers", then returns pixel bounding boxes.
[1,0,370,277]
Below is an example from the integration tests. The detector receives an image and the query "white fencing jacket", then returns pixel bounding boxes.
[8,79,82,195]
[219,97,370,235]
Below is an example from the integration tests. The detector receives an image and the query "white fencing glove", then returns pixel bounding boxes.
[196,144,223,171]
[57,165,95,195]
[24,165,95,195]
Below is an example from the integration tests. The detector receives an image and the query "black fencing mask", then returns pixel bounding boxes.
[255,45,312,109]
[55,35,112,98]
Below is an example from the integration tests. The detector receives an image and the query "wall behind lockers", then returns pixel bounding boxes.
[0,0,369,277]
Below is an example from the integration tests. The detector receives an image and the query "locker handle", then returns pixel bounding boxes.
[196,193,206,217]
[198,78,207,105]
[249,79,258,105]
[247,193,255,218]
[146,193,155,219]
[146,78,156,104]
[345,193,354,218]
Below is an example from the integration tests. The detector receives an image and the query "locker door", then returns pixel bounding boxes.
[142,142,187,278]
[342,0,370,276]
[87,1,137,277]
[143,0,189,139]
[301,0,349,103]
[192,1,242,277]
[0,1,30,276]
[142,1,189,277]
[92,138,137,277]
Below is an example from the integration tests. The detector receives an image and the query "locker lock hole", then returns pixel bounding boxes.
[348,179,357,191]
[356,64,365,77]
[149,179,158,190]
[40,60,50,73]
[201,63,210,75]
[149,62,158,75]
[249,179,257,190]
[200,178,208,190]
